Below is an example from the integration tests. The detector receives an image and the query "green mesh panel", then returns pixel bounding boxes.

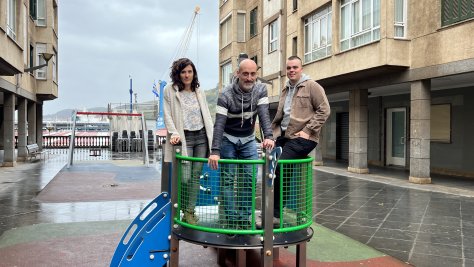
[175,154,313,235]
[277,159,313,229]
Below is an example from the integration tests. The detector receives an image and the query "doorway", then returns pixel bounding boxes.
[336,112,349,161]
[386,108,406,166]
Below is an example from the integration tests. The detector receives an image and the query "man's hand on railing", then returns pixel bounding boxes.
[208,154,220,170]
[262,138,275,151]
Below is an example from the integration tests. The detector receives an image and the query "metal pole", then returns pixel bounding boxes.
[169,146,180,267]
[262,149,274,267]
[156,81,166,129]
[296,242,307,267]
[161,146,171,196]
[67,110,78,168]
[141,114,149,167]
[129,76,133,114]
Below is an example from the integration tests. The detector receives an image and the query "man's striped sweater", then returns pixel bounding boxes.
[211,80,273,155]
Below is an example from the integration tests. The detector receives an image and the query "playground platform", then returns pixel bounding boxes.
[1,149,472,266]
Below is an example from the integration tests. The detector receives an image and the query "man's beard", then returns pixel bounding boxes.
[241,82,255,91]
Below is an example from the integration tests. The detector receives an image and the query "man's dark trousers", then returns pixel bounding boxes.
[273,135,316,218]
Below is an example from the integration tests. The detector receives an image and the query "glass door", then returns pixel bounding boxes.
[386,108,406,166]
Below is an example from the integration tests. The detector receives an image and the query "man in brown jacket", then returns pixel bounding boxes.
[271,55,330,222]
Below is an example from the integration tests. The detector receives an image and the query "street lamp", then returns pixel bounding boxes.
[24,52,54,73]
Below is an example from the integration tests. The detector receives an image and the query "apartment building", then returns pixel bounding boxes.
[0,0,58,166]
[219,0,474,181]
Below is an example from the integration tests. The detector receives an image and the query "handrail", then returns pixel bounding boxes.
[173,153,314,235]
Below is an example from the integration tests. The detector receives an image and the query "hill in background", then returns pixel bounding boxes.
[44,87,219,122]
[44,107,108,121]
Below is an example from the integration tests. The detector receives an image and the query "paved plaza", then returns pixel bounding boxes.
[0,149,473,266]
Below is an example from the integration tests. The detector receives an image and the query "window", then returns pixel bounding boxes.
[394,0,407,38]
[30,0,46,26]
[220,17,232,47]
[269,20,279,53]
[442,0,474,26]
[29,45,34,70]
[251,55,258,66]
[53,4,57,31]
[7,0,17,40]
[221,62,232,88]
[250,8,258,37]
[29,0,37,19]
[24,4,28,64]
[304,5,332,62]
[340,0,380,51]
[36,0,46,26]
[237,13,246,42]
[292,37,298,56]
[52,51,57,82]
[293,0,298,12]
[36,43,47,79]
[431,104,451,143]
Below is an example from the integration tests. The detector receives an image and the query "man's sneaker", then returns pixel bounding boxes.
[273,217,281,227]
[283,207,308,225]
[237,220,252,230]
[182,212,199,225]
[255,215,280,229]
[255,215,262,229]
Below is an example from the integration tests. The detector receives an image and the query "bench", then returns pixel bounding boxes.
[26,144,47,161]
[89,148,101,156]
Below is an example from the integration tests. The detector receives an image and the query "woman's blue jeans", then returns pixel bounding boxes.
[181,128,209,214]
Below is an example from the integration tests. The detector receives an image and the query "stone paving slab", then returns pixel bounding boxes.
[0,220,410,267]
[36,162,161,202]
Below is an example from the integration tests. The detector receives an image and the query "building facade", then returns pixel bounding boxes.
[219,0,474,181]
[0,0,58,166]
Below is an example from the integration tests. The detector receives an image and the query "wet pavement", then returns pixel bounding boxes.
[313,163,474,267]
[0,149,473,266]
[0,149,156,236]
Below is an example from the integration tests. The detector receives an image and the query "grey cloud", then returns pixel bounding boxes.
[46,1,218,115]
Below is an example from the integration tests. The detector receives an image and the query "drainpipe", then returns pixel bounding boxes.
[15,74,21,91]
[279,0,287,96]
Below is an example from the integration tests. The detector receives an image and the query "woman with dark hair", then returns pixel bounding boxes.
[163,58,214,224]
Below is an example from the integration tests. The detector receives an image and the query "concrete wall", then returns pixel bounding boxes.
[410,22,474,68]
[367,97,382,166]
[219,0,264,91]
[262,19,281,77]
[262,0,280,21]
[1,0,58,99]
[430,87,474,176]
[322,86,474,176]
[0,0,26,73]
[322,101,347,160]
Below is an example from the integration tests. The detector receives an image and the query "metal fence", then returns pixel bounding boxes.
[174,154,313,235]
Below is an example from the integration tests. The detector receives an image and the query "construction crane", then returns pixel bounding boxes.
[154,6,201,130]
[173,6,201,60]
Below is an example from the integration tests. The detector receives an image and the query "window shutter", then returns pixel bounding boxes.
[237,13,245,42]
[442,0,474,26]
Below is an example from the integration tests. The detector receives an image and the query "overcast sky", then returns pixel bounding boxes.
[44,1,218,115]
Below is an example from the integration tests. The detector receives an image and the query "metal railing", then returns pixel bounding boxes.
[13,135,165,149]
[43,136,110,148]
[173,153,314,235]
